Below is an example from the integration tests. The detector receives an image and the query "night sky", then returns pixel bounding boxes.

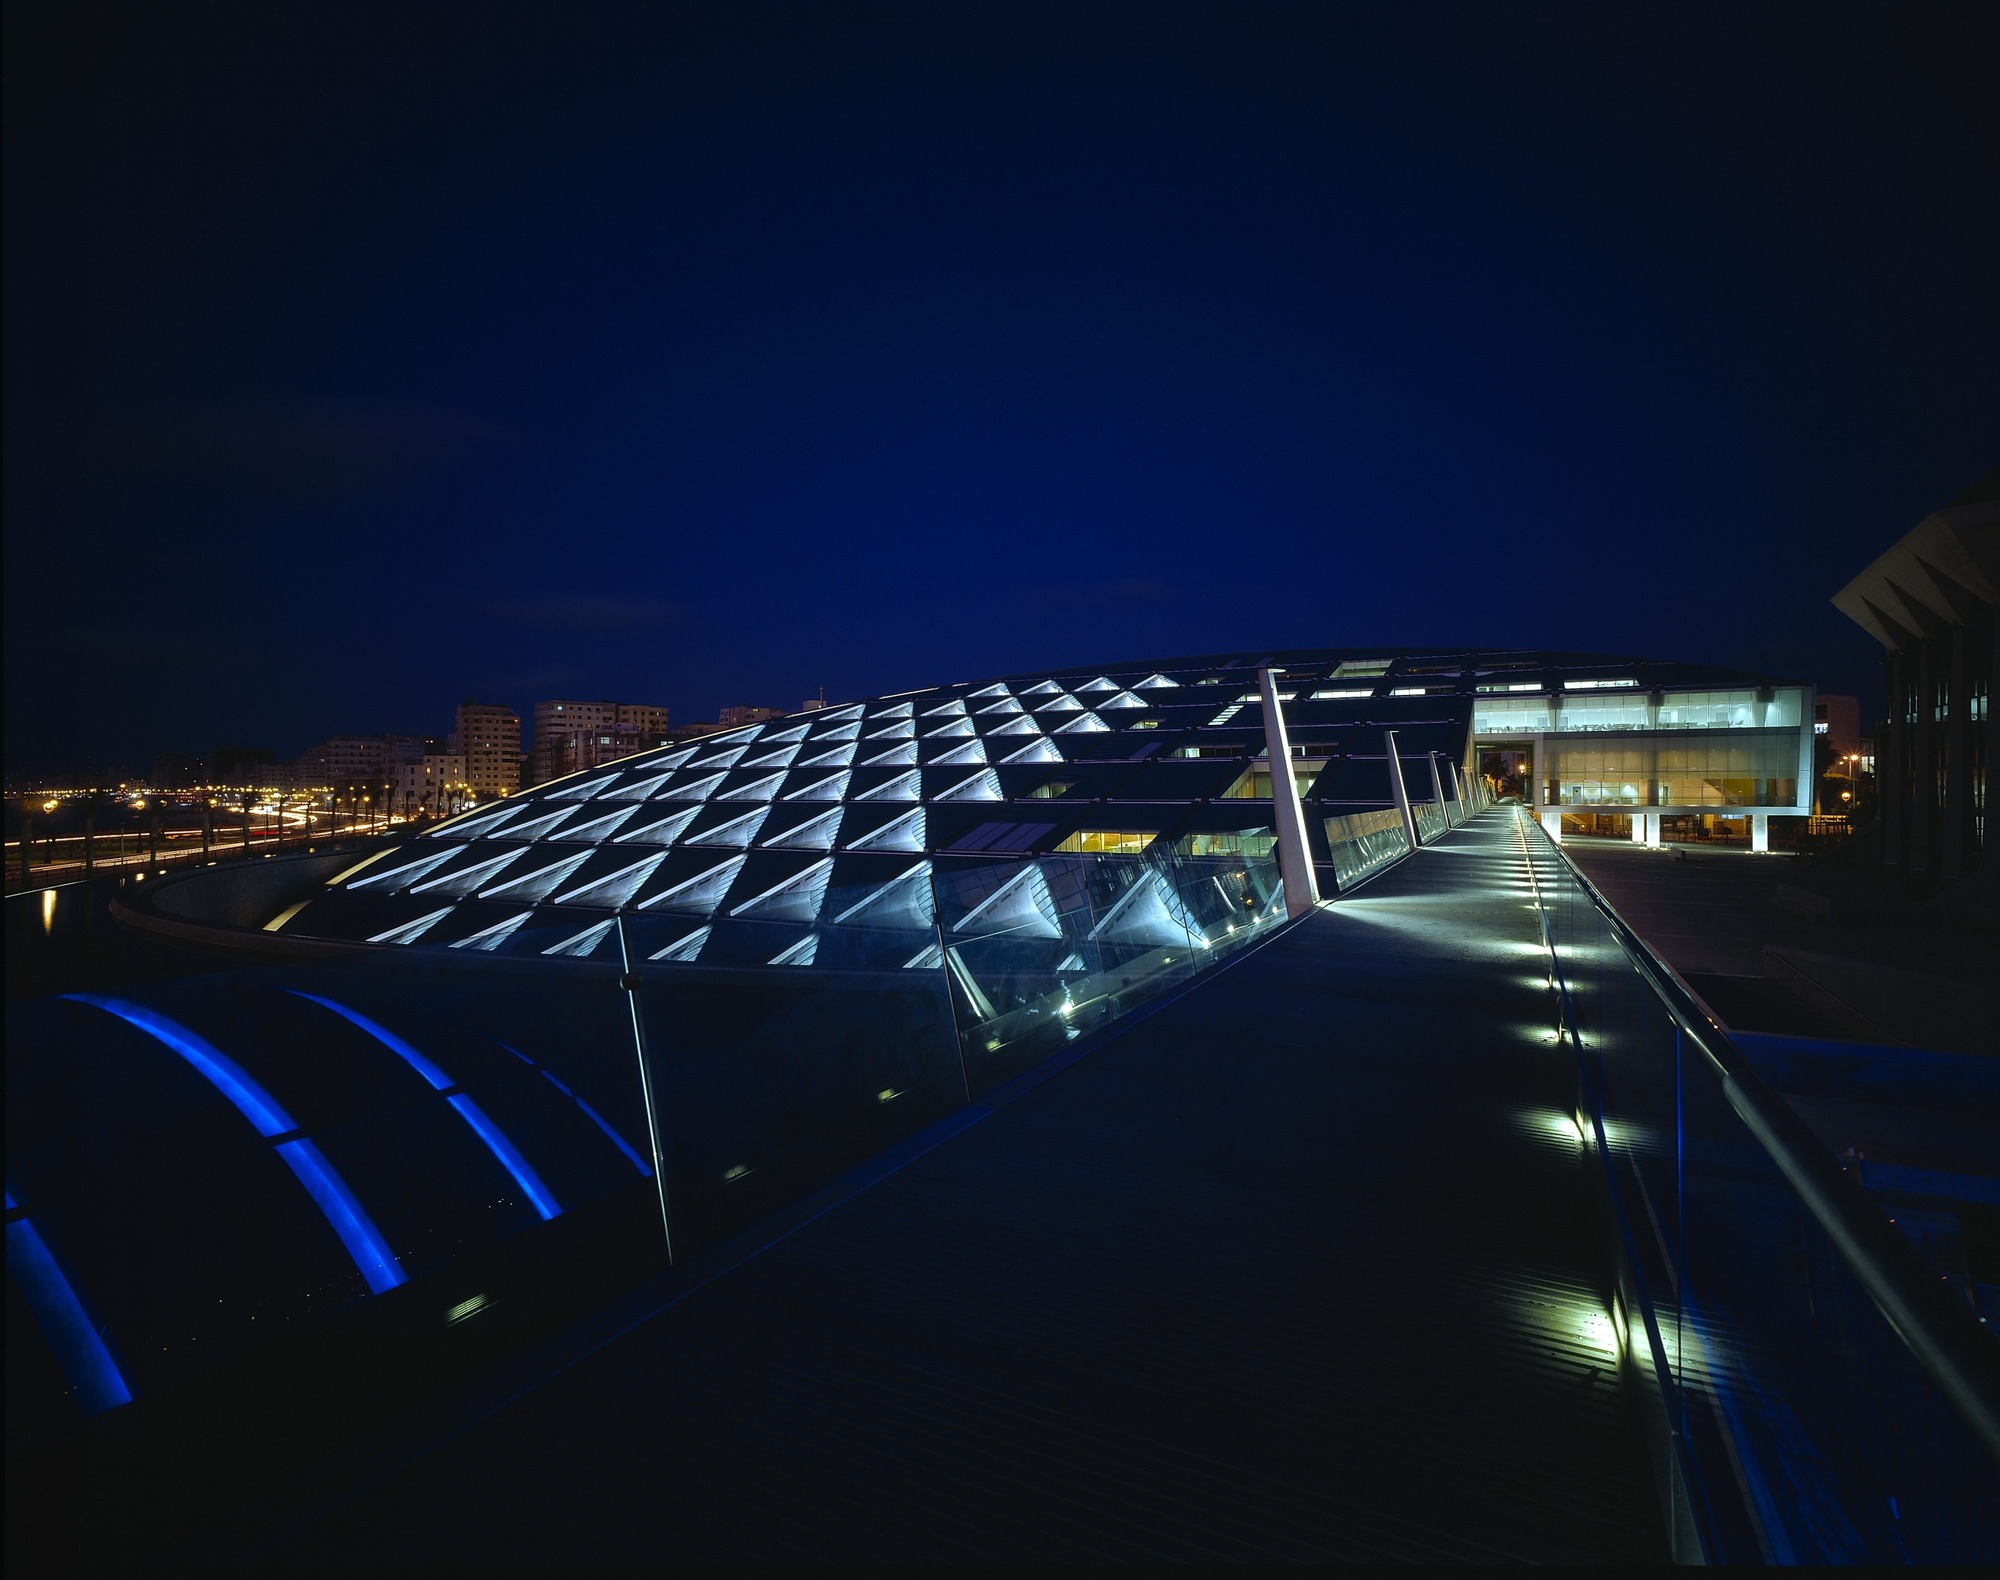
[6,2,1996,777]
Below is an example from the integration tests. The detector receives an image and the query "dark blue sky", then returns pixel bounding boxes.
[6,2,1996,774]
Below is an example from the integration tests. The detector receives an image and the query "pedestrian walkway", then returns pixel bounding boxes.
[269,809,1667,1562]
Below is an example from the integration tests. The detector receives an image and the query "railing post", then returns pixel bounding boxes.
[1426,751,1450,828]
[615,915,676,1267]
[1384,729,1420,848]
[1259,666,1320,917]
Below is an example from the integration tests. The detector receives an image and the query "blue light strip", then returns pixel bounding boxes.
[445,1096,561,1219]
[496,1039,652,1179]
[6,1191,133,1414]
[285,990,454,1089]
[541,1070,652,1178]
[287,992,561,1221]
[60,995,406,1295]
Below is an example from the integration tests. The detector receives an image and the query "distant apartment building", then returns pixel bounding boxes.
[529,699,670,785]
[717,704,786,728]
[452,703,521,801]
[292,736,422,800]
[391,751,469,819]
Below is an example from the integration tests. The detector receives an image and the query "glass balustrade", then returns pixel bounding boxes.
[1517,809,1998,1562]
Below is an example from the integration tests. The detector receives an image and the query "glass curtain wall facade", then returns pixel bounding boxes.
[1833,471,1997,879]
[1472,675,1816,843]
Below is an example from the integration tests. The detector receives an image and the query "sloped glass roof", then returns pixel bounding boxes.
[272,646,1792,964]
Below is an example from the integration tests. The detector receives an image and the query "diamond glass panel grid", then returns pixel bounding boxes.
[271,647,1806,959]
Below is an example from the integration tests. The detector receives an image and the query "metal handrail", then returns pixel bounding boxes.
[1518,810,2000,1464]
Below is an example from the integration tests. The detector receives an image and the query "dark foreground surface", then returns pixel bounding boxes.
[243,811,1663,1563]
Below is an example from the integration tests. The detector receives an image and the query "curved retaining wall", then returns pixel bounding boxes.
[111,847,389,957]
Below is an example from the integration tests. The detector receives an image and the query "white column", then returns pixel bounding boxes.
[1645,813,1661,847]
[1630,815,1646,843]
[1384,729,1421,849]
[1541,808,1564,844]
[1752,813,1769,853]
[1259,667,1320,917]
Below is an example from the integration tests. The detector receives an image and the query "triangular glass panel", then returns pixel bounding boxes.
[855,770,922,802]
[954,865,1062,939]
[763,806,844,850]
[1075,676,1117,694]
[828,861,935,929]
[549,773,621,802]
[554,852,667,908]
[923,717,976,739]
[452,912,531,952]
[930,738,988,767]
[810,720,862,742]
[903,941,944,969]
[1020,679,1063,697]
[986,714,1041,736]
[603,772,674,802]
[647,745,699,771]
[871,700,915,719]
[717,772,787,803]
[488,806,581,842]
[412,847,527,899]
[544,919,616,958]
[1035,694,1084,714]
[864,719,916,740]
[550,806,638,843]
[846,806,925,851]
[1135,673,1178,690]
[640,855,745,915]
[729,858,833,922]
[480,850,593,903]
[704,725,767,745]
[1101,690,1145,710]
[659,772,726,802]
[967,683,1011,700]
[1001,736,1066,765]
[921,698,967,718]
[934,769,1003,802]
[761,723,812,743]
[975,697,1024,716]
[769,934,819,966]
[740,743,801,769]
[786,770,852,802]
[1054,711,1110,734]
[368,907,453,945]
[815,704,864,722]
[614,807,701,845]
[860,741,918,767]
[428,803,527,841]
[1091,870,1199,949]
[796,741,858,769]
[649,925,709,962]
[350,847,459,891]
[689,745,749,772]
[686,807,769,847]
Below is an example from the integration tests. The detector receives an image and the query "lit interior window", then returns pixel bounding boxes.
[1056,829,1156,854]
